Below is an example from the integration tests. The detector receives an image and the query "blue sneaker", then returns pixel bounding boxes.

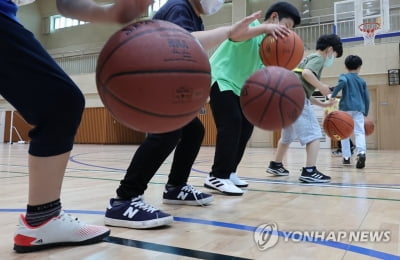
[104,196,173,229]
[163,184,214,206]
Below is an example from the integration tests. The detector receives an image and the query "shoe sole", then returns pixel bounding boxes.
[231,182,249,188]
[14,230,110,253]
[203,183,243,196]
[266,168,289,176]
[104,216,173,229]
[162,196,214,206]
[299,177,331,183]
[356,156,366,169]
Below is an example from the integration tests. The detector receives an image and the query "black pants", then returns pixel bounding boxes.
[209,82,254,179]
[116,117,205,199]
[0,14,84,156]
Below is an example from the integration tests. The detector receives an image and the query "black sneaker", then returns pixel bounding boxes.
[266,161,289,176]
[163,184,214,206]
[299,167,331,183]
[356,153,366,169]
[104,196,173,229]
[331,149,342,157]
[351,145,356,155]
[343,157,351,165]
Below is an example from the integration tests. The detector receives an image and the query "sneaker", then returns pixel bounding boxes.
[104,196,173,229]
[299,167,331,183]
[163,184,214,206]
[14,211,110,253]
[331,149,342,157]
[229,172,249,187]
[356,153,366,169]
[343,157,351,165]
[266,161,289,176]
[204,176,244,196]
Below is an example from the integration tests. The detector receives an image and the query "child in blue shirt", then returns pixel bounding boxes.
[331,55,370,168]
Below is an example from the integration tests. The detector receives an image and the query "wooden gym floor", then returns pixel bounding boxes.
[0,143,399,259]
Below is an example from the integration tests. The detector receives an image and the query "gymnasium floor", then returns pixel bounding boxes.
[0,143,399,259]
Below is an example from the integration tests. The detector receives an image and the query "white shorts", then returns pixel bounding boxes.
[280,98,323,146]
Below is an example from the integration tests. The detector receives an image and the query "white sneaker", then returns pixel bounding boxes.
[229,172,248,187]
[14,211,110,253]
[204,176,244,196]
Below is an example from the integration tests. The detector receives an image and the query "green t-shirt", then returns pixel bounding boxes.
[210,20,264,96]
[295,53,324,99]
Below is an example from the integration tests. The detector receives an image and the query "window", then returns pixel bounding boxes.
[50,15,88,32]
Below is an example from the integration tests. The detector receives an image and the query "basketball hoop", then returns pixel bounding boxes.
[359,22,381,46]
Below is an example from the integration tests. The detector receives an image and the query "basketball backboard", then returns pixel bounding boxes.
[334,0,390,39]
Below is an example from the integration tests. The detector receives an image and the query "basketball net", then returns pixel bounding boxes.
[359,23,380,46]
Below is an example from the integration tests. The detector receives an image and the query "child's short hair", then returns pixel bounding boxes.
[316,34,343,58]
[264,1,301,27]
[345,55,363,70]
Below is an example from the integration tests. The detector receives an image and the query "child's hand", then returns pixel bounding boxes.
[262,24,290,39]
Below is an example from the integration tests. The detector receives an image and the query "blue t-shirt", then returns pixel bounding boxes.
[152,0,203,32]
[0,0,18,22]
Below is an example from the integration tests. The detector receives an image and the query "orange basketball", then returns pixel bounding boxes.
[364,117,375,136]
[240,66,305,131]
[259,30,304,70]
[96,20,211,133]
[323,111,354,140]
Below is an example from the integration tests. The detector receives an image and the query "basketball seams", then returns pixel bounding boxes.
[97,27,194,85]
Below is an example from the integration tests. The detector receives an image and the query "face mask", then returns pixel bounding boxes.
[324,54,335,67]
[200,0,224,16]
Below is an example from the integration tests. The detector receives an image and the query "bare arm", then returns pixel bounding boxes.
[192,11,289,50]
[302,68,331,96]
[56,0,153,24]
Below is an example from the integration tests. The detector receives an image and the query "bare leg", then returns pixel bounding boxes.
[28,152,70,205]
[274,141,290,162]
[305,139,320,167]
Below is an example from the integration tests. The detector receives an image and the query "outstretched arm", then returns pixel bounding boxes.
[192,11,289,50]
[56,0,154,24]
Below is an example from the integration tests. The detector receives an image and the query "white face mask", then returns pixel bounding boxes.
[324,54,335,67]
[200,0,224,16]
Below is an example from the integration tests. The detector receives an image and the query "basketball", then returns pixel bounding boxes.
[240,66,305,131]
[259,30,304,70]
[364,117,375,136]
[96,20,211,133]
[323,111,354,140]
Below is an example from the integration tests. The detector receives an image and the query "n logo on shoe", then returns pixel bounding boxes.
[123,207,139,219]
[177,191,189,200]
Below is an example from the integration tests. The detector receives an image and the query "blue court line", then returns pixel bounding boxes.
[1,208,398,259]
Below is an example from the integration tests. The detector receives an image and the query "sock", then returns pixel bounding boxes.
[305,166,316,173]
[25,199,61,227]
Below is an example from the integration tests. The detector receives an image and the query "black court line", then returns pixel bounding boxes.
[104,236,253,260]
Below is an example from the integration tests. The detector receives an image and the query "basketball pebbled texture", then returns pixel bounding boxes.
[259,30,304,70]
[96,20,211,133]
[240,66,305,131]
[323,111,354,140]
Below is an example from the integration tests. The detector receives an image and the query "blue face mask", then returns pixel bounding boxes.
[324,55,335,67]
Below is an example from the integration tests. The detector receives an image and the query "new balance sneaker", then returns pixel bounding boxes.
[266,161,289,176]
[14,211,110,253]
[299,167,331,183]
[204,176,244,196]
[356,153,366,169]
[343,157,351,165]
[104,196,173,229]
[163,184,214,206]
[331,149,342,157]
[229,172,249,187]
